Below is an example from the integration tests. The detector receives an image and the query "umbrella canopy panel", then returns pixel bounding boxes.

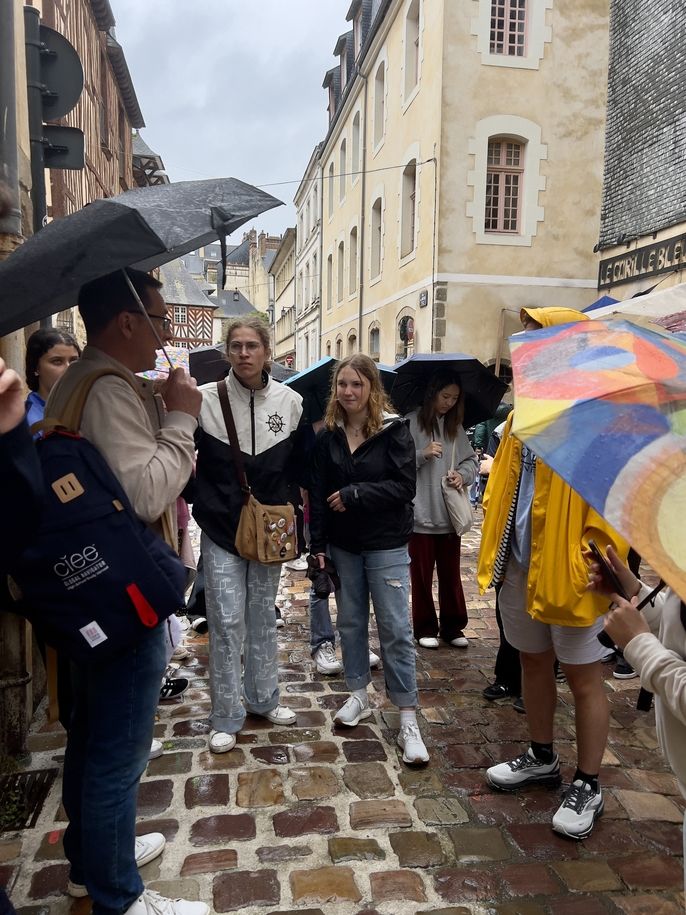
[284,356,396,423]
[189,344,296,387]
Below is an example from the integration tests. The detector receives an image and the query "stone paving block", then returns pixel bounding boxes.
[291,765,339,800]
[388,830,444,867]
[636,820,684,854]
[342,762,394,799]
[433,866,502,903]
[0,839,21,863]
[580,820,651,856]
[273,804,338,837]
[499,863,562,896]
[172,719,211,737]
[28,863,69,899]
[251,745,290,766]
[135,818,179,842]
[610,894,685,914]
[147,751,193,776]
[213,869,280,911]
[469,793,526,825]
[197,748,246,770]
[448,826,511,862]
[349,799,412,829]
[342,740,388,762]
[506,823,581,860]
[414,797,469,826]
[26,732,66,752]
[0,865,17,894]
[180,849,238,876]
[369,869,426,902]
[290,866,362,904]
[543,898,614,915]
[331,723,378,740]
[268,911,324,915]
[268,728,321,745]
[294,711,327,727]
[257,845,313,863]
[136,779,174,816]
[190,813,256,846]
[292,740,339,763]
[328,837,386,863]
[236,769,284,807]
[627,769,681,795]
[148,879,201,900]
[609,854,684,890]
[443,744,493,768]
[35,830,65,861]
[494,904,548,915]
[417,909,471,915]
[551,859,622,892]
[615,789,683,822]
[398,768,444,796]
[184,773,230,808]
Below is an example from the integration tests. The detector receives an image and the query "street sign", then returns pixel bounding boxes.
[42,125,84,169]
[38,25,84,120]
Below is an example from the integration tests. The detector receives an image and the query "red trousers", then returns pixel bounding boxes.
[409,531,468,641]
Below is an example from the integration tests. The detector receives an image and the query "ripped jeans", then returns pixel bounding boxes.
[329,545,418,707]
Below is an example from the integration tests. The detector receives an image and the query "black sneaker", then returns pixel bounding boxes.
[482,682,516,701]
[613,658,638,679]
[512,696,525,714]
[159,676,188,701]
[487,748,561,791]
[552,780,604,839]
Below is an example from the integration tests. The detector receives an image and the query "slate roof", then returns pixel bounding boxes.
[209,289,256,317]
[159,260,215,308]
[226,237,250,266]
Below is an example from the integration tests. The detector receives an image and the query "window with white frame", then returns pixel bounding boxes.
[349,226,358,294]
[303,262,310,309]
[371,197,383,277]
[173,305,187,325]
[328,162,334,217]
[490,0,527,56]
[305,200,311,237]
[326,340,332,356]
[337,241,345,302]
[485,138,524,233]
[326,254,333,310]
[339,139,347,201]
[471,0,551,69]
[369,324,380,357]
[347,331,357,355]
[373,62,385,147]
[353,10,362,57]
[312,252,318,302]
[401,159,417,257]
[313,184,318,221]
[404,0,420,98]
[335,336,343,359]
[352,112,361,178]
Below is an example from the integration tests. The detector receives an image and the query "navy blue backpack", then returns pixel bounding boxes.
[9,370,186,663]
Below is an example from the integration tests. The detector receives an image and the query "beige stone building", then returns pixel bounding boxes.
[315,0,610,374]
[270,227,297,368]
[294,144,324,368]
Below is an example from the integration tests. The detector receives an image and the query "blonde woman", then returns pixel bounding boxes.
[309,354,429,765]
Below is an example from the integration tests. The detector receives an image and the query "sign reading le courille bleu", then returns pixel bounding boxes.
[598,233,686,289]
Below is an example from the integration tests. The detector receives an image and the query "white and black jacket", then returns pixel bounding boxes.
[192,370,305,555]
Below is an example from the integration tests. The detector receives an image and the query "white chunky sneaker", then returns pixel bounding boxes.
[487,748,561,792]
[552,780,604,839]
[149,739,163,760]
[369,650,381,668]
[259,704,297,725]
[123,889,209,915]
[334,694,372,727]
[418,637,439,649]
[397,722,430,765]
[449,632,469,648]
[171,644,190,661]
[209,730,236,754]
[67,834,166,897]
[313,641,343,675]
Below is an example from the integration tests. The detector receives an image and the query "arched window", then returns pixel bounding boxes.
[370,197,383,278]
[326,254,333,310]
[352,112,361,179]
[339,139,347,201]
[373,61,385,147]
[369,325,380,358]
[349,226,358,294]
[347,331,357,355]
[401,159,417,257]
[335,336,343,359]
[404,0,420,98]
[328,162,334,217]
[326,340,332,356]
[485,138,524,233]
[337,240,345,302]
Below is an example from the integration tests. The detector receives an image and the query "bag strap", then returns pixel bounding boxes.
[449,438,456,472]
[46,367,138,433]
[217,379,251,504]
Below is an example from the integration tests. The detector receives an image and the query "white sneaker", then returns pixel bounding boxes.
[449,633,469,648]
[369,650,381,668]
[285,556,309,572]
[209,730,236,753]
[334,694,372,727]
[171,644,190,661]
[259,704,297,725]
[123,889,209,915]
[190,617,208,634]
[67,834,166,897]
[552,780,604,839]
[418,637,439,649]
[313,641,343,675]
[397,722,430,765]
[149,739,163,760]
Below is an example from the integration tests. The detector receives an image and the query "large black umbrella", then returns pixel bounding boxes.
[391,352,508,428]
[283,356,397,423]
[189,343,296,387]
[0,177,283,336]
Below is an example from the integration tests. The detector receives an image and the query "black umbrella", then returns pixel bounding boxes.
[391,352,508,428]
[189,343,297,387]
[283,356,397,423]
[0,177,283,336]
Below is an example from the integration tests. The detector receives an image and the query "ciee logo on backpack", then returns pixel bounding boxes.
[53,544,108,590]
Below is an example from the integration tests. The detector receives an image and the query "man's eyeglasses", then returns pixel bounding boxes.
[228,341,262,355]
[126,310,173,333]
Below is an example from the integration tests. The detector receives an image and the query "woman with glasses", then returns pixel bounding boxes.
[193,317,305,753]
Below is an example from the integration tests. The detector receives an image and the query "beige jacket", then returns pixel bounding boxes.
[46,346,196,544]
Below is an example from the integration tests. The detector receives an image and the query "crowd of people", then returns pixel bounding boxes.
[1,272,684,915]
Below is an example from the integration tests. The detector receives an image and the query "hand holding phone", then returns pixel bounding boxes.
[587,540,630,601]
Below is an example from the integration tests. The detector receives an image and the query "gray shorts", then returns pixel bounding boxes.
[498,559,606,665]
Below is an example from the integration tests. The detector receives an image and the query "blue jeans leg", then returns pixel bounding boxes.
[364,546,418,707]
[62,625,166,915]
[309,587,336,653]
[329,546,372,690]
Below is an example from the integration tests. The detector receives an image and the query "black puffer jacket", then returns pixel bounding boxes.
[309,415,416,555]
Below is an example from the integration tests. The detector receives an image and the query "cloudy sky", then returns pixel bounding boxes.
[113,1,349,242]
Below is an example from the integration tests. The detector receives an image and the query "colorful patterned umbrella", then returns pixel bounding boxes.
[139,346,190,380]
[509,318,686,597]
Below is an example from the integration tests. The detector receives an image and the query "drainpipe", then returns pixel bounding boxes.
[357,72,368,347]
[0,0,23,241]
[317,161,324,359]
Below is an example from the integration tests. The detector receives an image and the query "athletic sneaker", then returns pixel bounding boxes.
[449,632,469,648]
[369,650,381,668]
[613,658,638,679]
[313,641,343,675]
[149,739,163,760]
[482,682,517,701]
[418,637,439,649]
[334,694,372,727]
[258,704,297,725]
[123,889,209,915]
[285,556,309,572]
[190,617,208,634]
[552,780,604,839]
[159,676,188,702]
[67,834,166,897]
[397,722,430,765]
[209,730,236,754]
[171,645,190,661]
[487,748,561,791]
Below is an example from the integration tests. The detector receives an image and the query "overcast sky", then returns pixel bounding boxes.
[113,1,349,242]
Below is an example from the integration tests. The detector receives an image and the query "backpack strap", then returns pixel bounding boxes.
[217,379,251,505]
[49,367,138,433]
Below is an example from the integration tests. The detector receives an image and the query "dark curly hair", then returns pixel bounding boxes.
[25,328,81,392]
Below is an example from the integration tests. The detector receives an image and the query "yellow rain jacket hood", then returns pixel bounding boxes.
[477,306,629,626]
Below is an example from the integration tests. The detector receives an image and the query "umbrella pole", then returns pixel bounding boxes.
[121,270,175,370]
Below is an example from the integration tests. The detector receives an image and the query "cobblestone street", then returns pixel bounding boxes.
[3,516,685,914]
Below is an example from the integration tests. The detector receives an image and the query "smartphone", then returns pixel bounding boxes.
[588,540,630,601]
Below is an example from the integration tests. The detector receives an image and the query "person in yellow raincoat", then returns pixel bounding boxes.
[478,306,629,841]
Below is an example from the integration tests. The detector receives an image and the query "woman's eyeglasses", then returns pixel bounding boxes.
[228,341,262,354]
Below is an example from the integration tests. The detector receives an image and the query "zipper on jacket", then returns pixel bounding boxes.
[250,389,256,456]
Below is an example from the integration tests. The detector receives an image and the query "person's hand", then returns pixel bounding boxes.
[160,368,202,417]
[587,544,640,599]
[327,490,346,512]
[446,470,464,491]
[0,359,26,434]
[479,454,494,475]
[422,441,443,460]
[603,594,650,650]
[316,552,326,570]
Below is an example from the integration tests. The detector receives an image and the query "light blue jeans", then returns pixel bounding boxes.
[202,533,282,733]
[329,544,418,707]
[309,587,336,653]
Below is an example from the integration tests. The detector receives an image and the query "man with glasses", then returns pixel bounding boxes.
[46,268,207,915]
